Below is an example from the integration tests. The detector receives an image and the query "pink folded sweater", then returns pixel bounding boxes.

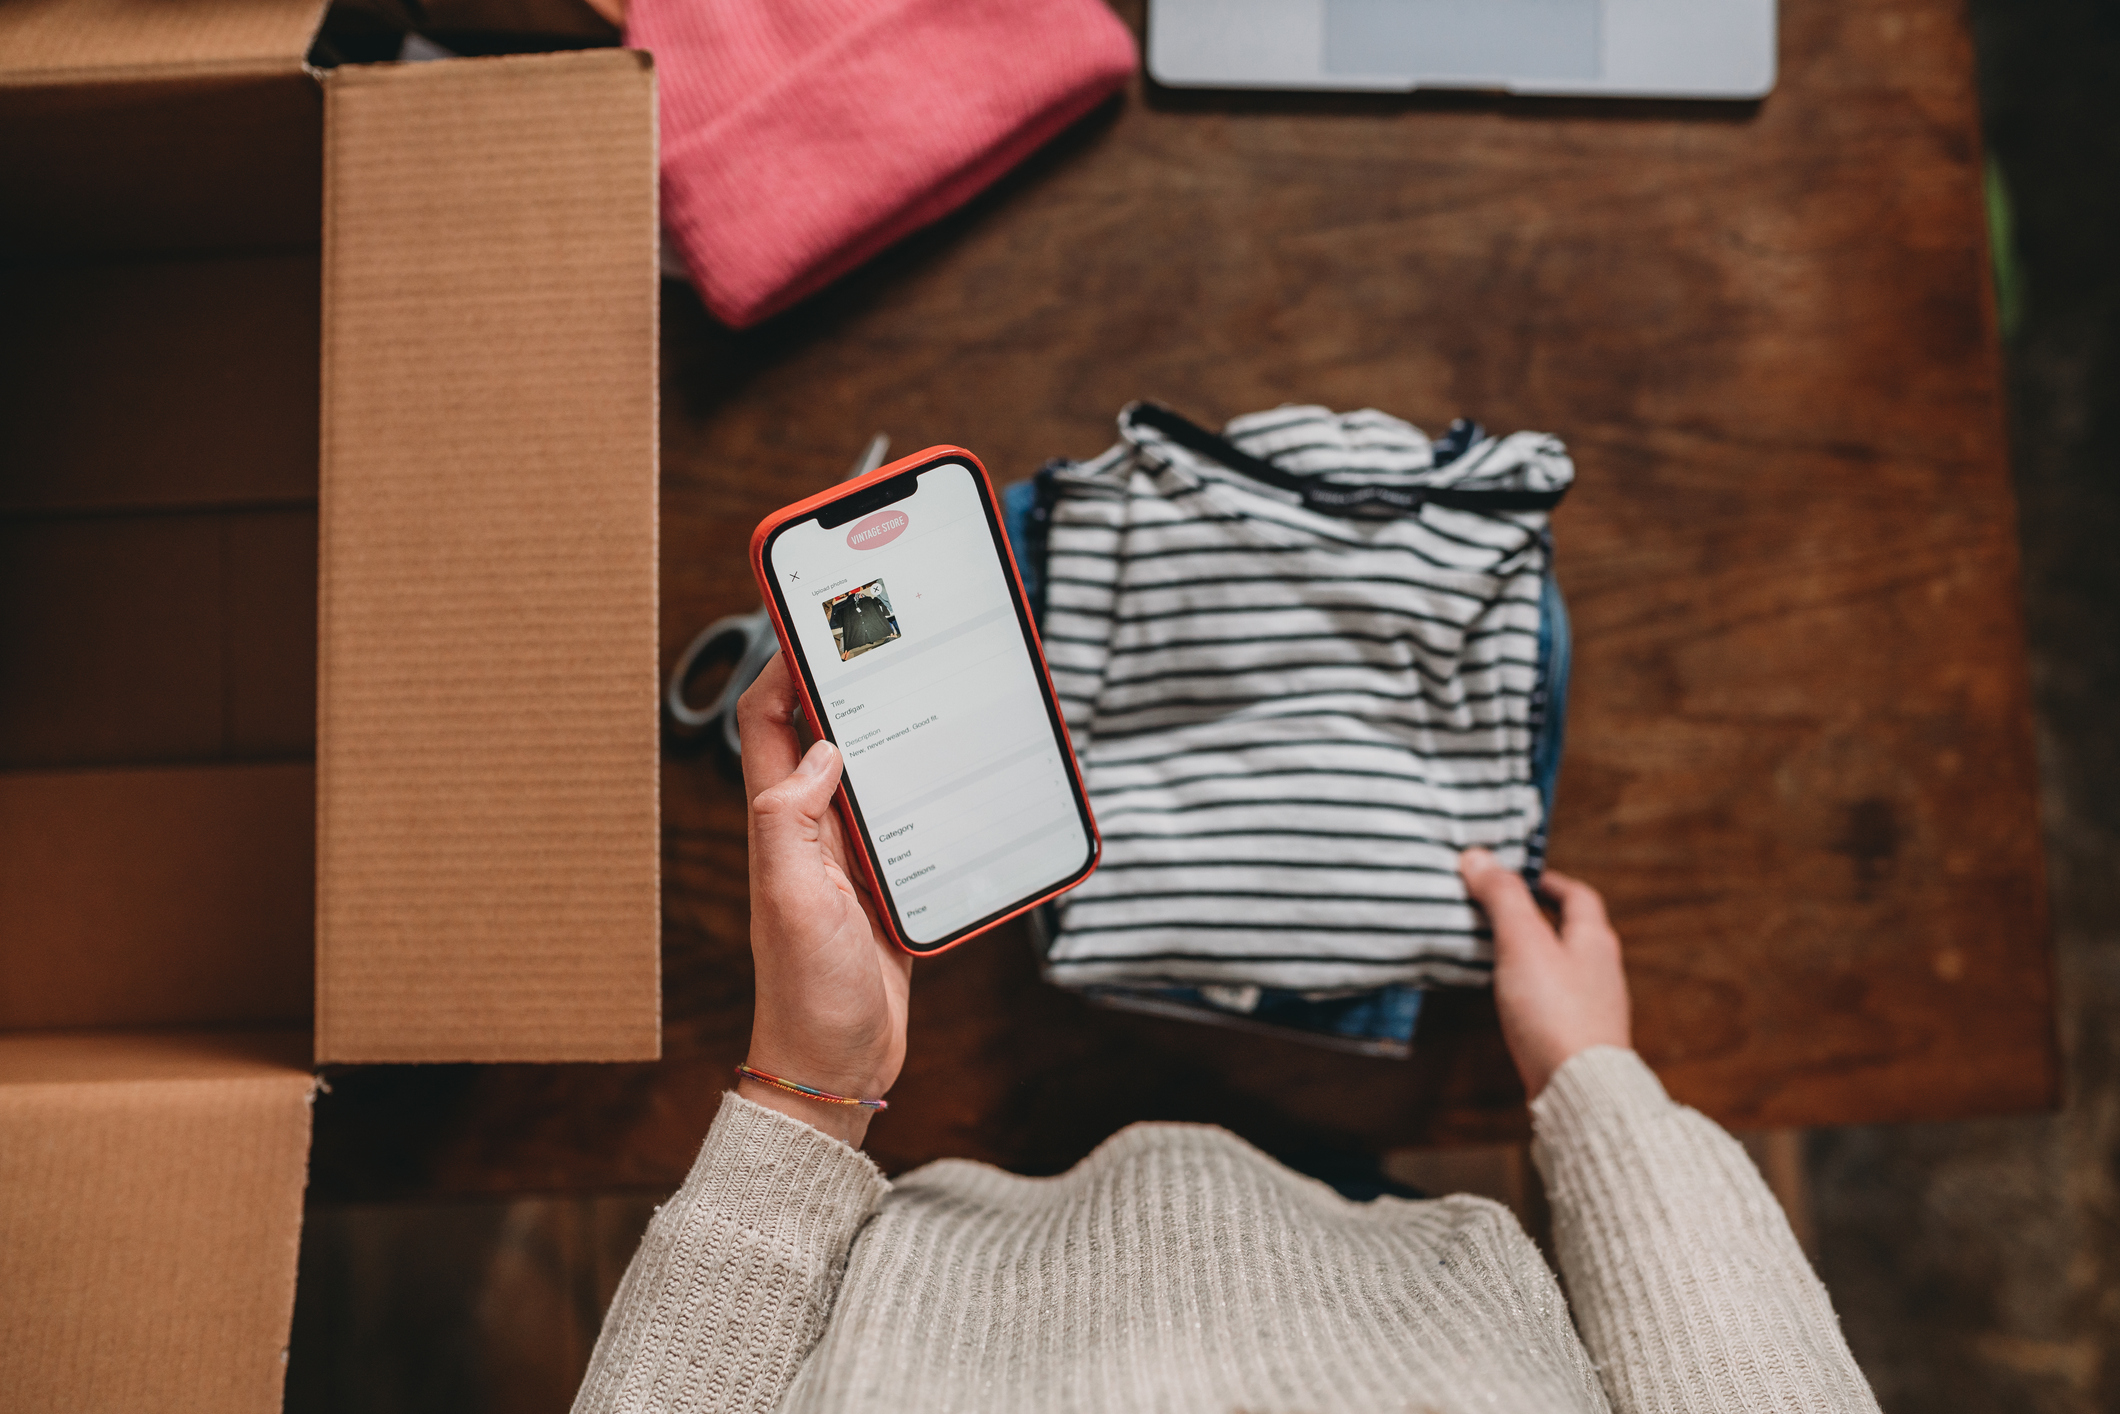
[627,0,1138,328]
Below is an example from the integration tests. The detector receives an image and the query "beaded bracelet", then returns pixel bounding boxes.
[735,1064,889,1111]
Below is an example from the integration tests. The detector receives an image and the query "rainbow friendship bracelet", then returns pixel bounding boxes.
[736,1064,889,1111]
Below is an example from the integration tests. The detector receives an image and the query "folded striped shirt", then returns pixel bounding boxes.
[1041,402,1572,992]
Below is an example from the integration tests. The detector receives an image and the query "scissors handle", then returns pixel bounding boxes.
[666,608,779,754]
[667,434,886,755]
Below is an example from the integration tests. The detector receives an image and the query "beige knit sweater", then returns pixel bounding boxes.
[572,1048,1879,1413]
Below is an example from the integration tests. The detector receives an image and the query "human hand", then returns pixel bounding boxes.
[1458,849,1631,1100]
[736,654,912,1147]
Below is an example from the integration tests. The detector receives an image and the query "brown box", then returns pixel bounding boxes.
[0,0,660,1404]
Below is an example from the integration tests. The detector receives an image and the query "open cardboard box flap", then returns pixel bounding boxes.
[2,4,660,1064]
[0,0,328,80]
[3,0,659,1402]
[0,1029,316,1414]
[317,49,660,1063]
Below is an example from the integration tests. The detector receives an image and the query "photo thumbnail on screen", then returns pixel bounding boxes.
[824,578,902,661]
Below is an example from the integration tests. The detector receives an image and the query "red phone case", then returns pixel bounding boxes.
[748,445,1101,955]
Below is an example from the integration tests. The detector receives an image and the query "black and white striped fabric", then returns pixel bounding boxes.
[1041,403,1573,992]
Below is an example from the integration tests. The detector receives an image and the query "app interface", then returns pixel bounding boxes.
[768,463,1092,945]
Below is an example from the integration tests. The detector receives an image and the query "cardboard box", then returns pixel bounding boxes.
[0,1,659,1404]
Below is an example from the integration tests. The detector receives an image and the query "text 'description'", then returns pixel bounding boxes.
[846,511,909,550]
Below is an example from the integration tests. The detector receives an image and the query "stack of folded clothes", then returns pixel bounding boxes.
[1004,402,1573,1056]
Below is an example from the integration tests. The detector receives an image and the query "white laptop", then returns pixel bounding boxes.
[1148,0,1776,99]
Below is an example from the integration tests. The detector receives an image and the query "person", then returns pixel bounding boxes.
[571,657,1882,1414]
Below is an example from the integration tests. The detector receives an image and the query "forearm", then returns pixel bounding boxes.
[1531,1048,1880,1414]
[572,1094,888,1414]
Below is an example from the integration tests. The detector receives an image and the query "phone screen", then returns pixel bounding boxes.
[761,460,1096,948]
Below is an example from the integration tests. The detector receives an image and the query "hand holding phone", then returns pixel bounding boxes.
[752,447,1100,954]
[735,658,910,1145]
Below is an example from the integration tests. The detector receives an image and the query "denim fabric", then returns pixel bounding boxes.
[1080,982,1426,1055]
[1524,560,1571,882]
[1003,469,1057,626]
[1253,982,1425,1046]
[1430,416,1485,468]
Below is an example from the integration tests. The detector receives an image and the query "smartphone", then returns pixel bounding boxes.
[750,446,1100,954]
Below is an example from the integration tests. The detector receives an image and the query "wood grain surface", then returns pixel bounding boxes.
[308,0,2055,1199]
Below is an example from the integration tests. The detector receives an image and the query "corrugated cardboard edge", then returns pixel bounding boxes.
[0,1029,315,1414]
[0,0,330,85]
[315,49,661,1064]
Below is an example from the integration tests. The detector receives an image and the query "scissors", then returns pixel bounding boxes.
[665,433,891,757]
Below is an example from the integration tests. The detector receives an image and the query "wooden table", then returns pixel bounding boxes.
[309,0,2055,1199]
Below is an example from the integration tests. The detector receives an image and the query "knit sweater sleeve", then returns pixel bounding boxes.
[570,1094,889,1414]
[1529,1047,1880,1414]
